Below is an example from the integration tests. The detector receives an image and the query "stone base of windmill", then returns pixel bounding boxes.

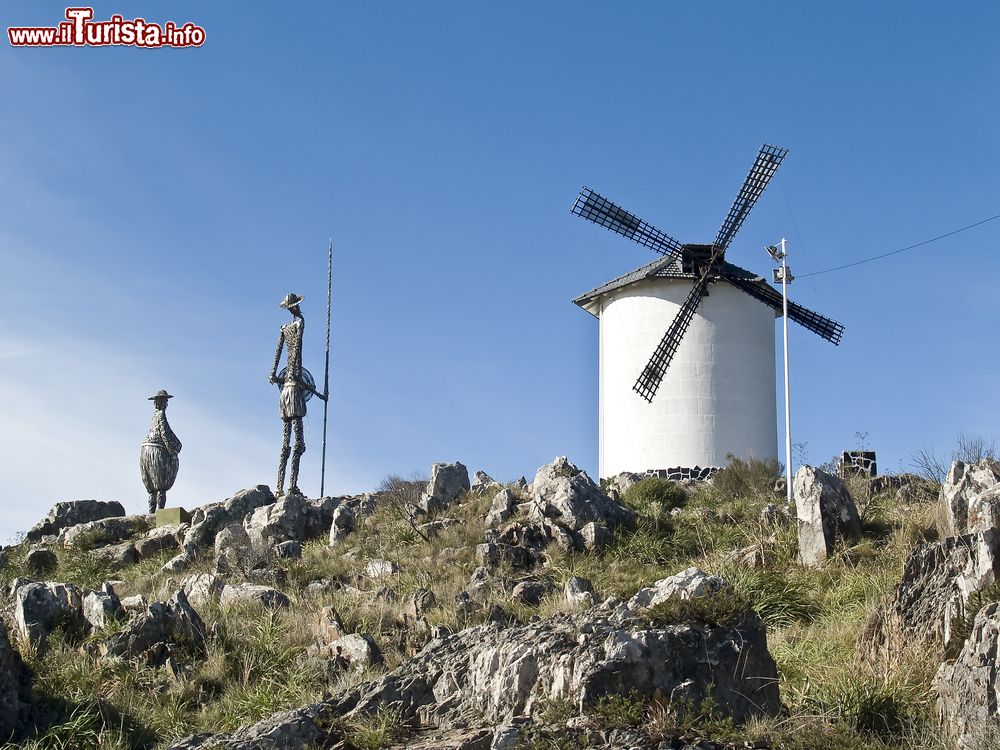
[644,466,722,482]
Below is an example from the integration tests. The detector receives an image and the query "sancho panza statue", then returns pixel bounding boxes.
[270,292,326,496]
[140,389,182,514]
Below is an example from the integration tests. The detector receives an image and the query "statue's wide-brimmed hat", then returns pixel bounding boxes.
[148,389,173,401]
[279,292,304,310]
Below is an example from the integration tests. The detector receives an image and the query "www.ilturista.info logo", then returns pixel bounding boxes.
[8,7,205,48]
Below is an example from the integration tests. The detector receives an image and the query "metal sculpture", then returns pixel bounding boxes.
[270,292,326,496]
[572,144,844,402]
[140,389,182,514]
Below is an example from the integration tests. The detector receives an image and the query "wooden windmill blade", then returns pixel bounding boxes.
[632,273,712,402]
[571,187,685,262]
[721,268,845,344]
[713,144,789,253]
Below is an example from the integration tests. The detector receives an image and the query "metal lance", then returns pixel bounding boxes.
[320,239,332,498]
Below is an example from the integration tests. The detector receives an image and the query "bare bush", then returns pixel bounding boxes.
[910,432,998,482]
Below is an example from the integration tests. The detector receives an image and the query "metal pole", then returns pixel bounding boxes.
[780,237,793,504]
[320,239,332,498]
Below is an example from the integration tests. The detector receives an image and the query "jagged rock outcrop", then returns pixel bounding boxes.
[940,459,1000,538]
[0,619,31,741]
[22,548,57,576]
[26,500,125,542]
[82,584,124,630]
[565,576,596,608]
[245,492,308,551]
[328,503,355,545]
[529,457,634,531]
[485,488,518,528]
[419,462,471,514]
[101,590,206,667]
[935,602,1000,749]
[184,486,276,550]
[213,524,254,576]
[471,470,499,496]
[627,568,724,612]
[181,573,225,608]
[219,583,290,609]
[793,465,862,567]
[168,595,779,748]
[863,528,1000,663]
[61,515,149,549]
[13,581,84,649]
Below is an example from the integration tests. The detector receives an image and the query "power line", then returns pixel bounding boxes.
[797,212,1000,278]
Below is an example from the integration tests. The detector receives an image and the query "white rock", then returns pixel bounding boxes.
[627,567,725,612]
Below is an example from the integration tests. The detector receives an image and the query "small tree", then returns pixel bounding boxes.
[910,432,998,483]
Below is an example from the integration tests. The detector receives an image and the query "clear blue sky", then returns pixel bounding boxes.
[1,1,998,540]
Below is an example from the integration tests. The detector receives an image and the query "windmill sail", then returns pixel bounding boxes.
[633,273,711,402]
[713,144,789,253]
[721,269,845,345]
[572,188,684,261]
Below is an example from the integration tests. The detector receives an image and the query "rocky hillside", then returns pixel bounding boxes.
[2,456,1000,749]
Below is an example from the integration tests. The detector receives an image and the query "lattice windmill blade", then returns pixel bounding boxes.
[713,144,789,253]
[633,274,711,402]
[721,270,845,344]
[572,187,685,261]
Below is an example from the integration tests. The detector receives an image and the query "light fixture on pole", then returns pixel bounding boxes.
[766,239,794,505]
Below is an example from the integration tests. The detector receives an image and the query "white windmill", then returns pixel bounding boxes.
[571,145,844,480]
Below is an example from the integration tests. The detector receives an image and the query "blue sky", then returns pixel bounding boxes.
[1,2,998,540]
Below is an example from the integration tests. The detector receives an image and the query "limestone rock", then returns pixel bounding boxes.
[329,504,355,546]
[419,462,471,514]
[61,515,149,549]
[90,542,139,570]
[245,492,307,550]
[134,525,182,559]
[313,605,346,643]
[364,559,400,578]
[161,544,199,574]
[935,601,1000,749]
[627,567,725,612]
[565,577,596,608]
[510,580,548,606]
[219,583,290,609]
[864,529,1000,663]
[331,633,383,671]
[940,459,1000,538]
[793,465,862,567]
[22,548,57,576]
[184,486,276,550]
[213,523,254,576]
[26,500,125,542]
[82,584,124,630]
[181,573,225,609]
[605,471,645,496]
[0,619,31,741]
[485,488,518,528]
[275,540,302,559]
[529,457,634,531]
[471,470,499,496]
[102,590,206,666]
[14,581,83,649]
[576,521,612,553]
[405,588,437,620]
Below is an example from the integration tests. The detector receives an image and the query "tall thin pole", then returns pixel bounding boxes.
[320,239,332,498]
[780,237,793,504]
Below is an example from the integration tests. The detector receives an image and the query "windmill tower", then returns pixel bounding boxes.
[572,145,844,480]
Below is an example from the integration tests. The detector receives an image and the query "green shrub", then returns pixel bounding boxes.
[342,706,409,750]
[722,567,817,628]
[590,691,644,729]
[643,588,752,629]
[712,456,781,502]
[622,478,687,519]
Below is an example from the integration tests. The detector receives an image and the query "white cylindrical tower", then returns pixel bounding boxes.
[586,274,777,478]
